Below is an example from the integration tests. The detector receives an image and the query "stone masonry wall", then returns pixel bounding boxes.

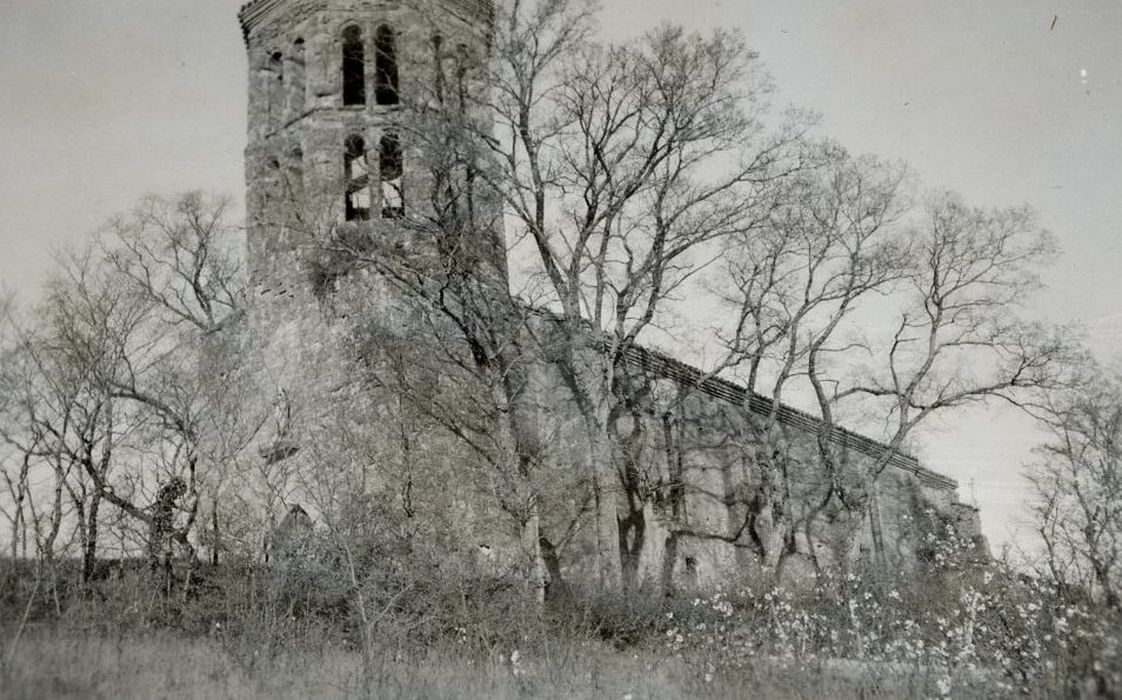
[227,0,987,587]
[519,337,987,590]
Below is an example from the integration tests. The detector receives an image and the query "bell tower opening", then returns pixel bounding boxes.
[378,133,404,219]
[344,134,371,222]
[374,25,400,106]
[239,0,503,288]
[342,25,366,107]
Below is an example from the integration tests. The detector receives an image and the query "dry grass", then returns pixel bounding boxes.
[2,627,991,699]
[2,556,1115,698]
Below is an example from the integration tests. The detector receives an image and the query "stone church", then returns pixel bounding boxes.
[233,0,986,590]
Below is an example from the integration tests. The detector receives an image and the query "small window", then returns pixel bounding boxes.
[344,135,371,221]
[342,26,365,106]
[379,133,403,218]
[374,25,399,106]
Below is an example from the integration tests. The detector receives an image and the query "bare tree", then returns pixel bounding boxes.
[307,3,808,591]
[448,0,808,589]
[94,192,252,579]
[0,193,251,589]
[0,319,35,560]
[354,303,561,600]
[808,194,1079,549]
[1028,364,1122,608]
[282,0,1065,590]
[0,272,131,584]
[707,146,911,571]
[102,192,245,334]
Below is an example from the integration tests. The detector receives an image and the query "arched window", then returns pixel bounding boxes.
[344,135,371,221]
[374,25,399,106]
[342,25,365,106]
[285,38,306,119]
[379,133,403,218]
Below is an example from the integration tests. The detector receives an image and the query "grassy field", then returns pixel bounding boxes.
[2,558,1116,698]
[3,627,1014,699]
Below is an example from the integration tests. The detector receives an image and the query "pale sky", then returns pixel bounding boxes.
[1,0,1120,551]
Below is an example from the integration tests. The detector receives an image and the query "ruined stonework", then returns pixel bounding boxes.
[515,334,988,588]
[233,0,986,589]
[233,0,512,558]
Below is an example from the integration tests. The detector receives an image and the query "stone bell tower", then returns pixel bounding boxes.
[237,0,504,291]
[234,0,508,484]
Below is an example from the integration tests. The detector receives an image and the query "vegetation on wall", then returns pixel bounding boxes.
[1,0,1119,696]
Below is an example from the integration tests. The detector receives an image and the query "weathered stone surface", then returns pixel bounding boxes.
[228,0,987,587]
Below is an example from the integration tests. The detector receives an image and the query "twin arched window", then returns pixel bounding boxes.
[341,23,399,107]
[344,134,404,221]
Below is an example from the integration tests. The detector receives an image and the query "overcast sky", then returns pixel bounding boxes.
[1,0,1119,551]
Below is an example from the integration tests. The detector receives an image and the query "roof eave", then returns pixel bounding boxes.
[237,0,292,47]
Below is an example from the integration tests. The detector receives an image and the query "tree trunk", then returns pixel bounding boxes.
[618,503,645,591]
[211,503,220,566]
[551,331,626,592]
[521,503,547,605]
[867,489,888,570]
[587,420,622,591]
[488,366,549,605]
[754,500,789,571]
[539,537,566,598]
[82,489,102,585]
[660,533,679,596]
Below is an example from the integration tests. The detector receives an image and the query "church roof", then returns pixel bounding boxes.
[238,0,495,46]
[237,0,286,45]
[617,342,959,492]
[521,303,959,491]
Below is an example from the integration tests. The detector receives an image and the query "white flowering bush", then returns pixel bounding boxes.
[653,560,1120,697]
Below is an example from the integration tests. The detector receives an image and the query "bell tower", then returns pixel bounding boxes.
[238,0,503,291]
